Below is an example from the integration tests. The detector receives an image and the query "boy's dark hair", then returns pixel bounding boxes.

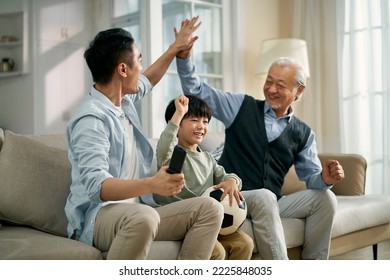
[84,28,135,85]
[165,95,212,123]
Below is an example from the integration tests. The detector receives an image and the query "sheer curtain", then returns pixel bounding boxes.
[338,0,390,195]
[292,0,390,195]
[291,0,343,153]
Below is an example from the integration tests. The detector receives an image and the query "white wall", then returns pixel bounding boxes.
[239,0,293,99]
[32,0,94,134]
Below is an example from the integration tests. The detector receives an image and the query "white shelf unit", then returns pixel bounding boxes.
[0,11,28,78]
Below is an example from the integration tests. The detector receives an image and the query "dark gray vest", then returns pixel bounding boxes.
[218,95,310,199]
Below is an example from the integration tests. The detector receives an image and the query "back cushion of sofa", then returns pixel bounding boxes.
[319,153,367,195]
[0,131,70,237]
[281,165,306,195]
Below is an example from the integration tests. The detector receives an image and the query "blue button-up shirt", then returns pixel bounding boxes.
[176,57,329,191]
[65,75,154,245]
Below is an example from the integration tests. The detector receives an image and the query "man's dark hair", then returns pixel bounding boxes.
[165,95,212,123]
[84,28,135,85]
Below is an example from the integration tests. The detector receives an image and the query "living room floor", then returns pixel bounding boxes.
[329,240,390,260]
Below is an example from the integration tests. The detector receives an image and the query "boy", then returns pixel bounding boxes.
[154,95,254,260]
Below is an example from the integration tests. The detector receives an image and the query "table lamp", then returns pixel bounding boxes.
[255,38,310,79]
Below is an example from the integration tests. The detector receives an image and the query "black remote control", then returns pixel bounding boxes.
[167,145,187,174]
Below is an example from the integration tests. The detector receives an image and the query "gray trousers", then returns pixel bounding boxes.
[93,196,224,260]
[242,188,337,260]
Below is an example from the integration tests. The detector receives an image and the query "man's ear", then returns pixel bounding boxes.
[117,63,127,77]
[295,85,305,101]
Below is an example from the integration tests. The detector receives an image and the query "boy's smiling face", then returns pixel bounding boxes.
[177,115,209,152]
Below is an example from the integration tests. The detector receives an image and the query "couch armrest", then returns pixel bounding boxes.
[282,153,367,196]
[319,153,367,196]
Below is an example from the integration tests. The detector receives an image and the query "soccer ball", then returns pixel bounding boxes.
[202,186,247,235]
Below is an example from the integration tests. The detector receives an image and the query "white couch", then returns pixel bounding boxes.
[1,128,390,260]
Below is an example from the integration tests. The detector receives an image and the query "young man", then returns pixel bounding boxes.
[65,17,224,260]
[175,52,345,260]
[154,95,253,260]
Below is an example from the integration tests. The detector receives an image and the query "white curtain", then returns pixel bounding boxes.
[337,0,390,195]
[291,0,343,153]
[292,0,390,195]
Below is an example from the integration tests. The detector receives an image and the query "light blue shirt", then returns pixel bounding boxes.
[176,57,329,190]
[65,75,154,245]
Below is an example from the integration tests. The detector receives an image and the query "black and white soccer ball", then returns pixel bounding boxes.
[202,186,247,235]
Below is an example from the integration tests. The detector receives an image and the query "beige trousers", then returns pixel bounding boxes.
[93,196,224,260]
[211,229,254,260]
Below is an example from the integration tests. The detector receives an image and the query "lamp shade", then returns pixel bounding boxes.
[255,38,310,78]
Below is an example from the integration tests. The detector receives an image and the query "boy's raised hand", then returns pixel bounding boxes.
[171,95,189,126]
[175,95,189,115]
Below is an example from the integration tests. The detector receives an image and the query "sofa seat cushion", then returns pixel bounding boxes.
[332,195,390,237]
[100,240,183,260]
[0,131,70,237]
[147,241,182,260]
[0,225,102,260]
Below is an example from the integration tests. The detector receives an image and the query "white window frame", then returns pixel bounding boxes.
[110,0,240,138]
[340,0,390,194]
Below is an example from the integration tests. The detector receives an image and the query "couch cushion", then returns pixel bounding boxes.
[332,195,390,237]
[0,131,70,237]
[281,166,306,195]
[146,241,182,260]
[199,132,225,152]
[320,153,367,196]
[0,225,102,260]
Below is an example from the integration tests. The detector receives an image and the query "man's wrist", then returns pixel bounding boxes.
[321,174,333,186]
[226,176,239,186]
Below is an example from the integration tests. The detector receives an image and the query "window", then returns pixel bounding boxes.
[340,0,390,194]
[162,0,224,133]
[111,0,142,48]
[111,0,226,137]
